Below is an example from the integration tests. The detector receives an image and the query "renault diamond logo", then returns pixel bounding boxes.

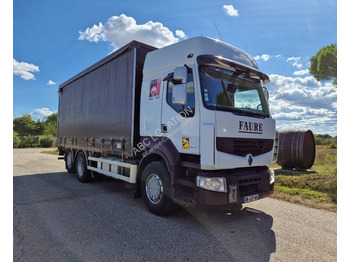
[247,154,253,166]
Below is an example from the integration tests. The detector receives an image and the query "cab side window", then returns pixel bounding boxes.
[166,70,195,117]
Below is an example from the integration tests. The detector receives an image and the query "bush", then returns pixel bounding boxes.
[13,134,56,148]
[314,134,337,145]
[39,135,56,148]
[13,132,21,148]
[326,143,337,149]
[20,136,40,148]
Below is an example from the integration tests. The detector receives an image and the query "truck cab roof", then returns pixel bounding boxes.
[143,37,260,75]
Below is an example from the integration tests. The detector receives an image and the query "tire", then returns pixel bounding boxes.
[141,161,176,216]
[65,149,76,174]
[75,152,92,183]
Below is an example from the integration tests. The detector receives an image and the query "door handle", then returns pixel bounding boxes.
[161,124,168,133]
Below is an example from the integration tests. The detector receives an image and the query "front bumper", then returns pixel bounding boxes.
[174,167,274,208]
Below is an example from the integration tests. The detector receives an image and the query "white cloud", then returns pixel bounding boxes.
[79,23,104,43]
[254,54,270,61]
[286,56,303,69]
[47,80,56,85]
[32,108,54,118]
[293,69,309,76]
[267,74,337,135]
[223,5,239,16]
[273,112,303,121]
[13,59,40,80]
[79,14,186,49]
[175,30,186,39]
[269,74,337,109]
[276,117,337,136]
[286,56,301,62]
[254,54,282,62]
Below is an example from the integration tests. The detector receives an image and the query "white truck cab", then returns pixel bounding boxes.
[140,37,277,170]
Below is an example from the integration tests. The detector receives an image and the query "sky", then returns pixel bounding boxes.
[13,0,337,135]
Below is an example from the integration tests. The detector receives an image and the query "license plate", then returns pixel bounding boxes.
[243,194,259,203]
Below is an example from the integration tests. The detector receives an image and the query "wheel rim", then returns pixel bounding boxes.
[146,173,163,204]
[77,157,84,178]
[66,152,73,168]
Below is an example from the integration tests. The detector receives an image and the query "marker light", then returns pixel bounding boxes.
[269,170,275,184]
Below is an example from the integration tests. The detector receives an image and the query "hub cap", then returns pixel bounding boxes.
[146,173,163,204]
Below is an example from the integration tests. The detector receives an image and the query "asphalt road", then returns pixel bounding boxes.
[13,148,337,262]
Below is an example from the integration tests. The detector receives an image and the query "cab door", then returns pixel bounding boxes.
[161,66,200,155]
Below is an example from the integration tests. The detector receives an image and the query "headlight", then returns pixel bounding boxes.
[269,170,275,184]
[196,176,227,192]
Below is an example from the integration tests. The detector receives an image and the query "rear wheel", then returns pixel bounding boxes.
[75,152,92,183]
[65,149,75,174]
[141,161,176,216]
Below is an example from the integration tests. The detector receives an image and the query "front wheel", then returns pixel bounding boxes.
[141,161,176,216]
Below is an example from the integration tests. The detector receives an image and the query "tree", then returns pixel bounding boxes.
[13,114,44,136]
[309,44,337,85]
[43,113,58,136]
[44,113,58,125]
[13,131,21,148]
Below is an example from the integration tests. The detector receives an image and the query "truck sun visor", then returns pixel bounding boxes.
[197,55,270,84]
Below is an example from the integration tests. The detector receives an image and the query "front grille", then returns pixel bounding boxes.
[216,137,274,157]
[239,177,261,184]
[239,184,258,197]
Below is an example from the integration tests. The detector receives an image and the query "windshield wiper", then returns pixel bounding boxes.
[238,107,270,117]
[208,105,269,118]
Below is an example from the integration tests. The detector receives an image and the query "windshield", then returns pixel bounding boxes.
[199,65,270,117]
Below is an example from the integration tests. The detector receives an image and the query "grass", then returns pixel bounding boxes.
[270,145,337,212]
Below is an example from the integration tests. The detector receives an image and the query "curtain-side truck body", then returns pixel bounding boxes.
[58,37,279,216]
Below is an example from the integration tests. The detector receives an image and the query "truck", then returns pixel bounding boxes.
[57,37,279,216]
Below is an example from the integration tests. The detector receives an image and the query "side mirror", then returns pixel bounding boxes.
[172,84,187,106]
[263,87,269,101]
[173,66,187,83]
